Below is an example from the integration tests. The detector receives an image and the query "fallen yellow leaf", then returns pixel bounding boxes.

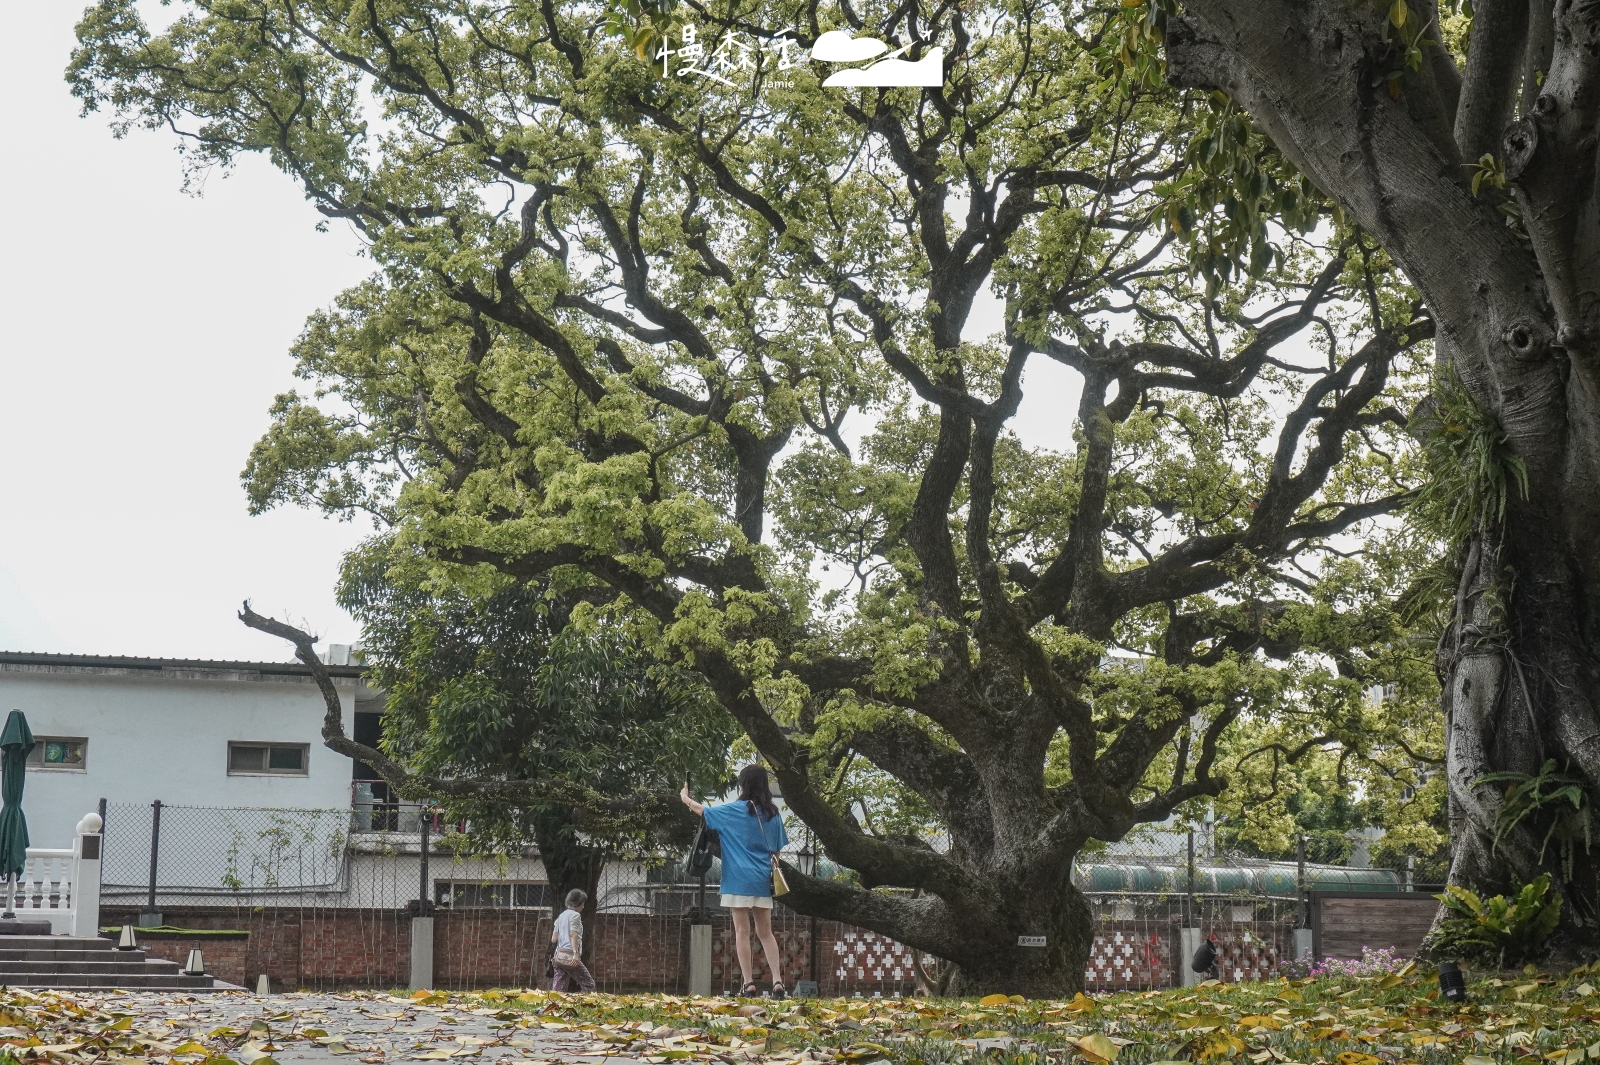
[1187,1032,1244,1062]
[1335,1053,1380,1065]
[1074,1033,1118,1063]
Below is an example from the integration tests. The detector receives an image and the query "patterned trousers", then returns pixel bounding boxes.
[552,960,595,992]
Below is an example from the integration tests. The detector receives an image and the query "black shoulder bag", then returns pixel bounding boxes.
[686,815,721,876]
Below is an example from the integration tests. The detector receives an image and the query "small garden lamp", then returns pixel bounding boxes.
[1437,960,1467,1001]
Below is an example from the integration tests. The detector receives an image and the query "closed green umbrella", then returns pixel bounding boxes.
[0,710,32,916]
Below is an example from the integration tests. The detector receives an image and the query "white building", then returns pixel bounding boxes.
[0,651,370,845]
[0,651,647,914]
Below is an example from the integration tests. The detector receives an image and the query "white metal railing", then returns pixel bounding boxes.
[5,815,101,936]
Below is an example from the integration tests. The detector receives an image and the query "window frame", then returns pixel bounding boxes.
[26,737,88,773]
[434,879,552,911]
[226,742,311,777]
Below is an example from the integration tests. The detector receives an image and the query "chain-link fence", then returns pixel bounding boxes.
[98,802,1419,993]
[1074,823,1435,992]
[103,803,350,906]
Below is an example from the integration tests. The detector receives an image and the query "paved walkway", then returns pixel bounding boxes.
[101,992,674,1065]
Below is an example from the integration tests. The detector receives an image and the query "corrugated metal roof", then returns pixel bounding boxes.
[0,650,364,679]
[1074,860,1404,896]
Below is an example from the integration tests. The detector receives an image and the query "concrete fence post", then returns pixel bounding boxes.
[410,917,435,990]
[1178,926,1204,987]
[689,923,712,996]
[410,804,435,990]
[72,812,103,939]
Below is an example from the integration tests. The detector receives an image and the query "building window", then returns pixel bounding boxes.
[435,880,550,910]
[27,738,87,772]
[227,742,309,776]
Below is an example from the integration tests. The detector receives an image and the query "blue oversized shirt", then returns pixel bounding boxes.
[704,800,789,896]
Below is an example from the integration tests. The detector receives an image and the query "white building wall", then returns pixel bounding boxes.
[345,850,550,909]
[0,655,654,913]
[0,659,359,850]
[343,848,651,911]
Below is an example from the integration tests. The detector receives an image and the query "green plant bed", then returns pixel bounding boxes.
[99,925,249,938]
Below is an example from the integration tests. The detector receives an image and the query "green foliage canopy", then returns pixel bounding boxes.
[342,544,737,856]
[70,0,1447,981]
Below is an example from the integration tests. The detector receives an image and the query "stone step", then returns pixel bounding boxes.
[0,935,225,990]
[0,971,217,989]
[0,959,185,974]
[0,936,115,951]
[0,949,154,962]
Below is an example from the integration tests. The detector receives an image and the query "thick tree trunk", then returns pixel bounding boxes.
[1441,522,1600,933]
[532,808,606,967]
[1167,0,1600,951]
[782,855,1095,997]
[940,882,1095,998]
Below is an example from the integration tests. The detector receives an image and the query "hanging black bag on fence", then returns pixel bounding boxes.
[1191,936,1218,975]
[686,815,721,876]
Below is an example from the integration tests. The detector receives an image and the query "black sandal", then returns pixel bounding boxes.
[737,982,760,998]
[770,982,787,1000]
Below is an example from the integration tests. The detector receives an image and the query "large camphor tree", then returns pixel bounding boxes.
[1152,0,1600,944]
[72,0,1442,991]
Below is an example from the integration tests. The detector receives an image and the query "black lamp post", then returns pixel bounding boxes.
[798,837,819,996]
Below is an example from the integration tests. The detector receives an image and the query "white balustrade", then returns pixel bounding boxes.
[5,813,102,936]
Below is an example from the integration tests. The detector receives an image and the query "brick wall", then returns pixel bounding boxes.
[102,906,939,994]
[101,904,1327,995]
[300,908,412,989]
[436,909,550,989]
[118,932,250,988]
[104,907,411,992]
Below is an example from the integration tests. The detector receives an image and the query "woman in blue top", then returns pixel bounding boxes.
[680,764,790,998]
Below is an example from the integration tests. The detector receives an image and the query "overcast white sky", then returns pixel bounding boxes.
[1,1,1080,662]
[0,1,376,660]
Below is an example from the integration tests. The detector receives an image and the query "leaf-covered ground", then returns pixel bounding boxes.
[0,965,1597,1065]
